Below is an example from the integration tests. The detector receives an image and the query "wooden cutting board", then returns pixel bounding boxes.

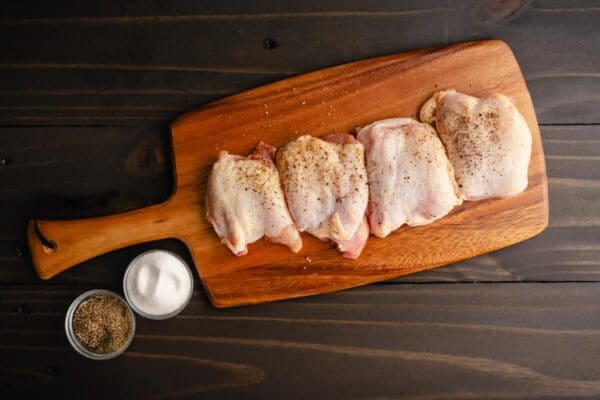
[27,40,548,307]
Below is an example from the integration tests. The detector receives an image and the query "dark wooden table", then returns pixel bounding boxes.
[2,1,599,398]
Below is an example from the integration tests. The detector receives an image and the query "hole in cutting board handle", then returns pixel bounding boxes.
[33,220,57,254]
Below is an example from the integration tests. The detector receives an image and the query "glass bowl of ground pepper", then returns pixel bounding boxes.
[65,289,135,360]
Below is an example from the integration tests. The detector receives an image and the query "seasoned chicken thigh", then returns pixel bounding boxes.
[277,134,369,259]
[206,142,302,256]
[357,118,462,238]
[420,90,532,200]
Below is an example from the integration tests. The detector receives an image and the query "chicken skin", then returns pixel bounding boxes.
[357,118,462,238]
[206,142,302,256]
[420,90,532,200]
[276,134,369,259]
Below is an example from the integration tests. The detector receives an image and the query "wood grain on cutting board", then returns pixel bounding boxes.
[27,40,548,307]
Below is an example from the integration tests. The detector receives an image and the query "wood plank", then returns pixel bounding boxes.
[0,1,597,125]
[0,0,470,17]
[1,125,598,284]
[3,283,600,398]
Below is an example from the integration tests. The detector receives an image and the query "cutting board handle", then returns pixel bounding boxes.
[27,201,178,279]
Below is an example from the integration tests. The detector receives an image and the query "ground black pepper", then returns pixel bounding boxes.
[72,294,132,354]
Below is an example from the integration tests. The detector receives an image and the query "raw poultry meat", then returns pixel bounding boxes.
[276,134,369,258]
[420,89,532,200]
[207,88,533,258]
[357,118,462,238]
[206,142,302,256]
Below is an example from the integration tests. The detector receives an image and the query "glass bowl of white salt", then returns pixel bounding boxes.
[123,249,194,320]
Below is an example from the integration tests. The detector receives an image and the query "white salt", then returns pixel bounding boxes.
[124,250,193,318]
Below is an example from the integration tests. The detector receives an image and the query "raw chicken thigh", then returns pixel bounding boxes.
[276,134,369,259]
[357,118,462,238]
[206,142,302,256]
[420,89,532,200]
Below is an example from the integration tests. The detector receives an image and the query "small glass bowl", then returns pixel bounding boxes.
[123,249,194,320]
[65,289,136,360]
